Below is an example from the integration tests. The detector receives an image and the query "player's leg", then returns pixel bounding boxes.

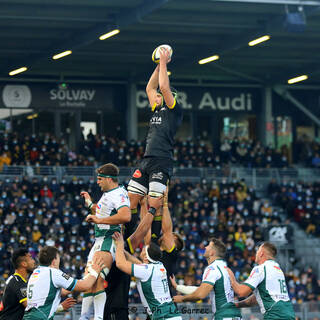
[80,242,97,320]
[127,164,149,233]
[91,250,113,320]
[148,161,170,243]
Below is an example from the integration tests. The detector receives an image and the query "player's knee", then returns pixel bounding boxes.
[148,181,166,198]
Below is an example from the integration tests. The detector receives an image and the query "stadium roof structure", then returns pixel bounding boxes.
[1,0,320,85]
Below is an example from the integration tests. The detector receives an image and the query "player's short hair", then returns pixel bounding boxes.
[261,242,277,257]
[96,163,119,182]
[173,232,185,251]
[39,246,59,266]
[11,248,29,269]
[209,237,226,258]
[147,243,163,262]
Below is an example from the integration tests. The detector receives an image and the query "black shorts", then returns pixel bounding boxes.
[130,157,172,194]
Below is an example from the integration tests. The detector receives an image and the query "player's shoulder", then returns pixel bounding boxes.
[249,264,264,277]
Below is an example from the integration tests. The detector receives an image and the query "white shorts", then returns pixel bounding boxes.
[87,237,116,263]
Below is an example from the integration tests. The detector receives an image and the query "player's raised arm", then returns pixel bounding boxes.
[159,48,175,108]
[146,64,160,109]
[80,191,96,214]
[160,189,176,251]
[126,196,163,252]
[114,232,133,275]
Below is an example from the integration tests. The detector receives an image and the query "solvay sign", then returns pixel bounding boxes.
[50,89,96,107]
[136,88,255,112]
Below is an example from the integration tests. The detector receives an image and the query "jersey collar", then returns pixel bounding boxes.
[14,272,27,283]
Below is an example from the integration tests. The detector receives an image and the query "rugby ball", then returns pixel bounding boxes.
[152,44,173,64]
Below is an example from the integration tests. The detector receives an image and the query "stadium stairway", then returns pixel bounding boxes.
[292,223,320,277]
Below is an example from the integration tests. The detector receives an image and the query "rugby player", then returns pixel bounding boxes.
[227,242,295,320]
[127,47,183,243]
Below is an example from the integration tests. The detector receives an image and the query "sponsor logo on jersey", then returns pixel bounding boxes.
[133,169,142,178]
[160,268,167,276]
[150,116,162,125]
[62,273,71,280]
[151,172,163,180]
[33,269,40,277]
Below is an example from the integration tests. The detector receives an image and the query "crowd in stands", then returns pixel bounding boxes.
[0,175,319,307]
[1,131,320,169]
[268,179,320,238]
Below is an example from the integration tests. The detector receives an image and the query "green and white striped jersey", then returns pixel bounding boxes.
[202,259,241,319]
[95,186,130,238]
[132,262,181,320]
[244,260,295,320]
[23,266,77,320]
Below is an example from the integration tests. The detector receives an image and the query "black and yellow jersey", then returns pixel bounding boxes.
[144,99,183,160]
[0,273,27,320]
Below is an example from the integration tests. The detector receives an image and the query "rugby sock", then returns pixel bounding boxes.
[151,216,162,244]
[80,293,93,320]
[93,290,107,320]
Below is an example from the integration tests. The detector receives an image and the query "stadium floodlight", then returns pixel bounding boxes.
[9,67,28,76]
[288,75,308,84]
[248,35,270,46]
[198,55,220,65]
[99,29,120,40]
[53,50,72,60]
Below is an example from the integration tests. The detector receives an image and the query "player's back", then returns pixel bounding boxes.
[136,262,180,320]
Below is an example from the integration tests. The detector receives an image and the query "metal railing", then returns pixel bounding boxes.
[1,165,319,191]
[53,302,319,319]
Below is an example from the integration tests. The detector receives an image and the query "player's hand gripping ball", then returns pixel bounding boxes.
[152,44,173,64]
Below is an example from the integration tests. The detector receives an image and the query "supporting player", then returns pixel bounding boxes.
[80,163,131,320]
[172,237,242,320]
[0,248,36,320]
[127,46,183,243]
[113,232,182,320]
[23,246,104,320]
[87,194,163,320]
[227,242,295,320]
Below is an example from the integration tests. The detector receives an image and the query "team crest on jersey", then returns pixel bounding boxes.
[20,287,27,298]
[0,301,3,311]
[133,169,142,178]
